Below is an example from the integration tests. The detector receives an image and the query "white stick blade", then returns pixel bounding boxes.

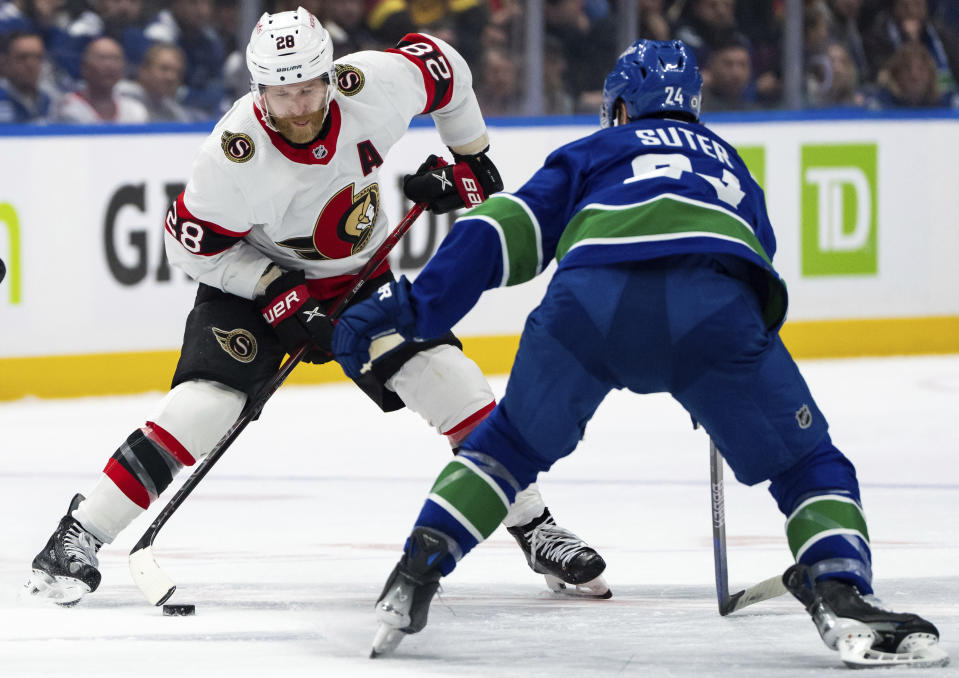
[129,545,176,606]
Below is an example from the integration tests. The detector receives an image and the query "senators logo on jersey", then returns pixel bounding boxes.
[276,183,379,260]
[335,64,365,96]
[221,131,255,163]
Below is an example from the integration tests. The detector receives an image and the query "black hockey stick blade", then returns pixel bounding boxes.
[129,202,427,605]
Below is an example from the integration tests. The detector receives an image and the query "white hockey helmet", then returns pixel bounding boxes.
[246,7,336,125]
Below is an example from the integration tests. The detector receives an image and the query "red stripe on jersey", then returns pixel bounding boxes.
[387,34,454,114]
[443,401,496,446]
[256,100,342,165]
[142,422,196,466]
[305,259,391,302]
[103,458,151,509]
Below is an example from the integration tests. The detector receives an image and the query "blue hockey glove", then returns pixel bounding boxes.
[333,277,420,378]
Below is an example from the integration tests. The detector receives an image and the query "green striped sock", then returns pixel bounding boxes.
[427,458,510,541]
[785,494,870,562]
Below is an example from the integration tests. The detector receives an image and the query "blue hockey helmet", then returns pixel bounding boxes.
[600,40,702,128]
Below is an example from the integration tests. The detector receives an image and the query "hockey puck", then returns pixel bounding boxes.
[162,603,196,616]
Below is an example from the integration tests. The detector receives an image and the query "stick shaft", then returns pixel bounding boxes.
[709,439,788,615]
[709,439,731,614]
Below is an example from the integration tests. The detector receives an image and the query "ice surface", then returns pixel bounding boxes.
[1,355,957,676]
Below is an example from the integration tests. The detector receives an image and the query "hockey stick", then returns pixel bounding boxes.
[129,201,427,606]
[709,439,788,615]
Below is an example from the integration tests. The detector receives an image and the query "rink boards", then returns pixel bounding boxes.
[1,112,958,399]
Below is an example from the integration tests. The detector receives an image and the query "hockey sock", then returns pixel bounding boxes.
[411,452,517,574]
[102,424,194,510]
[785,493,873,594]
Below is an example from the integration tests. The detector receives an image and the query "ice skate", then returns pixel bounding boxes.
[508,509,611,598]
[370,527,448,658]
[24,494,103,606]
[784,564,949,668]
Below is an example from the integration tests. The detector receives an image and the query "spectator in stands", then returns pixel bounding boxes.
[828,0,869,79]
[673,0,781,105]
[483,0,522,53]
[542,33,575,115]
[144,0,225,118]
[673,0,746,59]
[866,40,956,108]
[116,42,194,122]
[807,41,866,107]
[0,30,58,123]
[638,0,671,41]
[863,0,959,96]
[700,32,756,112]
[365,0,487,66]
[0,0,69,43]
[60,0,150,85]
[53,35,148,122]
[324,0,381,58]
[477,45,521,116]
[545,0,617,113]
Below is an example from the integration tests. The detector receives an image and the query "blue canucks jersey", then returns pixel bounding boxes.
[409,119,788,337]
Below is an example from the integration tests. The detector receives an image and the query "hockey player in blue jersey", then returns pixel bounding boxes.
[332,40,948,667]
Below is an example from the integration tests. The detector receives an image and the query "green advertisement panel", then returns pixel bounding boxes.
[0,202,21,304]
[736,145,766,190]
[801,144,877,276]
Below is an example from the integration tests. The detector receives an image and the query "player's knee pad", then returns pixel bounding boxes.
[147,379,247,462]
[386,345,495,435]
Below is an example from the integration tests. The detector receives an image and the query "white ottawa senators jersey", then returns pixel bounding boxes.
[163,33,487,301]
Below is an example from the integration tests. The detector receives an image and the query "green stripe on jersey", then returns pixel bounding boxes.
[785,496,870,560]
[464,195,540,286]
[556,196,772,265]
[429,460,509,539]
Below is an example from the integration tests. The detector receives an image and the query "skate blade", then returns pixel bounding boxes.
[544,573,612,599]
[23,569,90,606]
[370,623,407,658]
[838,633,950,669]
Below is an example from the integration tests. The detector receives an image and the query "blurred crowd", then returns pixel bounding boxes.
[1,0,958,125]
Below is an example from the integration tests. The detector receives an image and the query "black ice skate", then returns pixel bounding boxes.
[24,494,103,606]
[370,526,449,658]
[508,508,611,598]
[784,564,949,668]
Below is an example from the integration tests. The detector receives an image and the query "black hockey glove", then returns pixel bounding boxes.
[403,150,504,214]
[256,269,334,364]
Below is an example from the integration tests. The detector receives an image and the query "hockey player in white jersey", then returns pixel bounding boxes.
[25,6,609,605]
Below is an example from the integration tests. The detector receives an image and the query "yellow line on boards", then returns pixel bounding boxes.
[1,316,957,401]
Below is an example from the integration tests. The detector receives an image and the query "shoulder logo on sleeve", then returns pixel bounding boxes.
[220,131,255,163]
[335,64,365,96]
[212,327,258,363]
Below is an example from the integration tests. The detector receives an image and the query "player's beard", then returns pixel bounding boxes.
[272,106,328,145]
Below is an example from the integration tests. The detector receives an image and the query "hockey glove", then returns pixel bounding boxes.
[403,150,503,214]
[256,269,334,364]
[332,277,419,379]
